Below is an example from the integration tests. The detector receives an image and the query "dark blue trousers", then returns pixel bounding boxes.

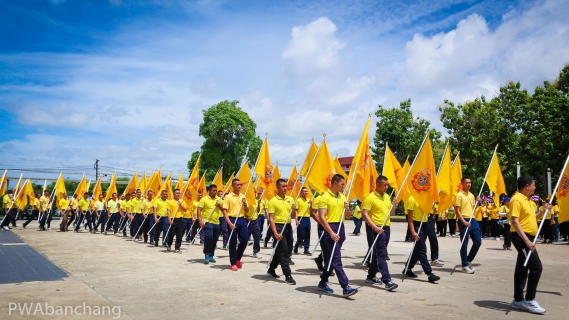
[203,223,221,256]
[107,213,120,233]
[132,214,144,239]
[220,218,229,247]
[458,219,482,267]
[295,217,311,252]
[407,221,433,275]
[183,218,193,241]
[320,223,349,288]
[96,211,108,233]
[426,216,439,261]
[368,226,391,282]
[229,217,249,265]
[247,218,261,254]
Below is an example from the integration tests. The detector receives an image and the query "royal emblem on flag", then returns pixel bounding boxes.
[559,174,569,198]
[324,174,334,189]
[369,174,376,193]
[264,165,273,186]
[456,183,463,193]
[287,178,297,191]
[411,169,431,193]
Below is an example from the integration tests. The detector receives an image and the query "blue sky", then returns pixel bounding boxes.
[1,0,568,184]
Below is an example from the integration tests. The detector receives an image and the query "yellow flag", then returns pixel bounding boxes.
[403,159,410,175]
[212,168,223,189]
[406,137,440,213]
[197,172,206,196]
[92,176,102,200]
[437,144,454,212]
[13,174,23,197]
[223,172,235,193]
[451,154,463,196]
[54,173,67,202]
[486,151,507,206]
[15,180,34,210]
[300,140,318,177]
[175,172,185,191]
[182,178,194,209]
[75,175,89,199]
[267,164,281,199]
[188,155,201,195]
[383,143,409,200]
[557,159,569,223]
[333,156,348,180]
[241,177,257,207]
[147,169,162,197]
[237,162,253,189]
[0,169,7,196]
[139,172,148,193]
[306,139,336,194]
[159,172,173,199]
[104,172,117,202]
[347,117,372,201]
[286,164,301,197]
[253,137,274,191]
[122,172,139,196]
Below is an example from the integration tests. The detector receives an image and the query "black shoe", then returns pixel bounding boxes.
[167,245,171,251]
[264,242,268,248]
[289,259,295,265]
[402,268,418,278]
[266,269,280,278]
[385,255,390,261]
[293,243,299,254]
[428,273,440,283]
[22,224,26,229]
[285,276,296,285]
[154,242,158,247]
[314,258,324,271]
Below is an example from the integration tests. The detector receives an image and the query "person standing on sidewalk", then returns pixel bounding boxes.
[455,178,481,274]
[509,175,549,314]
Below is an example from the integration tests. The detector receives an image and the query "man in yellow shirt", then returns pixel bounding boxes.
[118,194,130,237]
[266,179,296,285]
[188,190,203,244]
[198,184,223,263]
[166,189,187,253]
[256,187,268,237]
[152,190,170,247]
[294,187,312,255]
[352,201,362,236]
[454,177,481,274]
[38,190,51,231]
[361,176,399,290]
[222,179,250,271]
[140,190,155,243]
[58,193,70,232]
[403,195,441,283]
[67,193,79,230]
[130,190,144,241]
[317,174,357,297]
[245,188,265,259]
[499,197,511,250]
[93,194,107,234]
[105,193,121,235]
[1,190,16,230]
[488,200,501,240]
[22,193,41,229]
[74,191,92,233]
[509,175,550,314]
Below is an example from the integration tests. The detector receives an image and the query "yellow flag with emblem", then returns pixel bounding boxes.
[237,163,253,191]
[437,144,454,212]
[16,180,35,210]
[253,137,274,195]
[54,173,67,202]
[122,172,139,196]
[147,169,162,197]
[212,168,223,189]
[159,172,173,199]
[306,139,336,194]
[75,175,90,199]
[104,172,117,202]
[197,172,206,196]
[405,137,440,213]
[485,150,507,206]
[347,117,372,201]
[139,172,148,193]
[556,155,569,223]
[300,140,318,177]
[0,169,7,196]
[286,164,301,197]
[188,155,201,196]
[175,172,185,191]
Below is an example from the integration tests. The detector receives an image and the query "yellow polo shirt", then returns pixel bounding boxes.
[190,201,199,219]
[39,195,50,211]
[154,198,169,217]
[142,198,154,214]
[488,204,499,219]
[32,198,40,210]
[311,196,320,211]
[405,196,427,222]
[353,205,362,219]
[223,192,247,218]
[3,194,14,209]
[130,198,142,214]
[168,199,185,219]
[296,197,311,218]
[94,200,105,211]
[259,199,267,215]
[71,198,79,210]
[107,199,120,214]
[363,191,393,226]
[246,203,260,221]
[455,190,475,219]
[509,192,538,236]
[198,195,222,224]
[268,194,294,224]
[59,198,69,211]
[474,206,486,221]
[318,189,347,223]
[78,198,89,211]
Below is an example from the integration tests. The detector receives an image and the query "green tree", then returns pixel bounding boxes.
[188,100,262,182]
[553,62,569,95]
[372,99,442,171]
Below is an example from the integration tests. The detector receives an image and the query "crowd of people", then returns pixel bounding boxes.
[0,173,562,314]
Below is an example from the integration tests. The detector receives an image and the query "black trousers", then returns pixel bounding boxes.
[141,215,151,242]
[264,225,275,246]
[542,220,554,241]
[269,224,292,277]
[39,211,50,229]
[1,208,17,227]
[167,218,184,249]
[503,224,512,247]
[481,217,489,237]
[448,219,457,235]
[512,233,542,301]
[23,210,40,227]
[437,220,447,236]
[67,211,76,229]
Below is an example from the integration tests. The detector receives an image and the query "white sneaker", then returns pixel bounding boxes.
[462,266,475,274]
[495,237,500,241]
[524,300,546,314]
[468,262,474,270]
[511,300,527,311]
[253,253,262,259]
[430,259,444,267]
[2,226,9,231]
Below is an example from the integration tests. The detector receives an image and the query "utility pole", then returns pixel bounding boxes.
[94,159,99,178]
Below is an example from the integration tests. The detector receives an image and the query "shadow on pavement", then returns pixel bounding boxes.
[473,300,523,315]
[294,286,356,300]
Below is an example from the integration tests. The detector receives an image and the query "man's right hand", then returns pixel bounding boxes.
[199,221,205,228]
[274,233,283,241]
[331,232,340,242]
[462,221,471,228]
[525,239,536,252]
[412,232,420,242]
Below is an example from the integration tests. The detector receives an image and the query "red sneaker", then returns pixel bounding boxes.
[236,260,242,269]
[231,265,238,271]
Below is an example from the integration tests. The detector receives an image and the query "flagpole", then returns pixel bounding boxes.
[119,173,144,234]
[40,173,62,229]
[266,135,325,268]
[162,169,191,247]
[524,152,569,266]
[146,170,174,236]
[363,133,430,263]
[458,145,498,251]
[132,170,159,240]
